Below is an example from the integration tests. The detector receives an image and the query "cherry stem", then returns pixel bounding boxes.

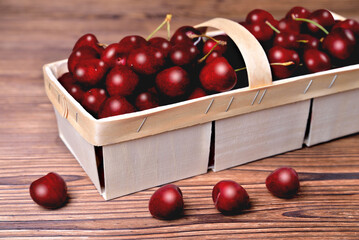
[265,21,281,34]
[198,42,219,63]
[296,40,309,43]
[146,14,172,41]
[234,61,295,72]
[292,16,329,35]
[97,43,108,48]
[188,33,227,46]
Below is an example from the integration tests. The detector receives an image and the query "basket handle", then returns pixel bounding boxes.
[195,18,273,89]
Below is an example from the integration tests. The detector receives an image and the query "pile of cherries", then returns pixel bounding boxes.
[241,7,359,79]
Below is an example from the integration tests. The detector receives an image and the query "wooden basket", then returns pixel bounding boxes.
[43,17,359,200]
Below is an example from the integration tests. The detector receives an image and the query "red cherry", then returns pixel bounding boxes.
[212,180,249,214]
[306,9,335,36]
[205,51,222,63]
[68,46,99,74]
[170,26,202,46]
[149,184,184,219]
[67,84,85,102]
[98,96,136,118]
[303,49,331,73]
[322,28,356,60]
[169,43,199,66]
[246,9,275,24]
[273,32,299,49]
[202,35,229,55]
[277,18,301,34]
[74,59,108,86]
[105,66,139,96]
[58,72,75,90]
[149,37,172,56]
[155,66,191,97]
[246,22,274,42]
[72,33,104,55]
[285,6,311,19]
[29,172,67,209]
[332,19,359,37]
[188,88,207,100]
[118,35,148,54]
[135,92,159,110]
[81,88,107,117]
[127,46,166,75]
[199,57,237,92]
[266,167,300,198]
[298,34,320,49]
[268,46,300,79]
[100,43,128,68]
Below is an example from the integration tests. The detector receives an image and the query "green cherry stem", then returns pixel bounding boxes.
[234,61,295,72]
[265,21,281,34]
[146,14,172,41]
[292,16,329,35]
[198,42,219,63]
[296,40,309,43]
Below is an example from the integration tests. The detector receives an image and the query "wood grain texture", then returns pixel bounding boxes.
[1,0,359,239]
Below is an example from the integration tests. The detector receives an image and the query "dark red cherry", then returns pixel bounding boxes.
[170,26,202,46]
[202,35,229,55]
[98,96,136,118]
[246,22,274,42]
[149,37,172,56]
[127,46,166,75]
[268,46,300,79]
[277,18,301,34]
[68,46,99,74]
[266,167,300,198]
[306,9,335,36]
[273,32,299,49]
[245,9,275,24]
[67,84,85,102]
[297,34,320,49]
[58,72,75,90]
[81,88,107,117]
[199,57,237,92]
[169,43,199,66]
[106,66,139,96]
[332,19,359,37]
[303,49,331,73]
[205,51,222,63]
[118,35,148,54]
[188,88,207,100]
[100,43,128,68]
[322,28,356,60]
[74,59,108,86]
[155,66,191,97]
[285,6,311,19]
[135,92,159,111]
[72,33,104,55]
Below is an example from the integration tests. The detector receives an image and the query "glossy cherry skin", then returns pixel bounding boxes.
[67,84,85,102]
[245,9,275,24]
[170,26,202,46]
[81,88,107,117]
[268,46,300,79]
[100,43,128,68]
[306,9,335,36]
[155,66,190,97]
[205,51,222,63]
[199,57,237,92]
[58,72,75,90]
[303,49,331,73]
[98,96,136,118]
[332,19,359,36]
[298,34,320,49]
[188,87,207,100]
[322,28,356,60]
[277,18,301,34]
[135,92,159,111]
[74,59,108,86]
[266,167,300,198]
[169,43,199,66]
[246,22,274,42]
[127,46,166,75]
[29,172,67,209]
[149,184,184,220]
[68,46,99,74]
[285,6,311,19]
[273,32,299,49]
[118,35,148,54]
[72,33,104,55]
[202,35,229,55]
[149,37,172,57]
[212,180,249,214]
[105,66,139,96]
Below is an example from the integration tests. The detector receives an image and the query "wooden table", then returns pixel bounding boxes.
[1,0,359,239]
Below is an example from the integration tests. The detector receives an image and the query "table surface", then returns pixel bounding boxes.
[1,0,359,239]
